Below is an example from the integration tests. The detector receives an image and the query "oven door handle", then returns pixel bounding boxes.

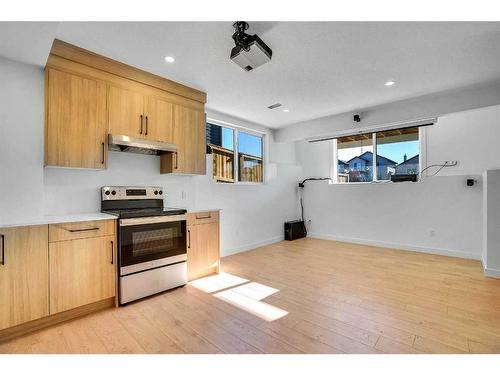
[188,229,191,249]
[120,214,187,226]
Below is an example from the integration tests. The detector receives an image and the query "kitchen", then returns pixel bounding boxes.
[2,10,500,374]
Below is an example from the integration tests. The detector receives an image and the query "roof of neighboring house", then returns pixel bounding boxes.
[396,154,419,167]
[338,160,348,166]
[346,151,396,165]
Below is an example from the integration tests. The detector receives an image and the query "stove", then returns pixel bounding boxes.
[101,186,188,305]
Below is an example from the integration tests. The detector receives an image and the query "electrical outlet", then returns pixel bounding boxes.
[446,160,458,166]
[429,229,436,237]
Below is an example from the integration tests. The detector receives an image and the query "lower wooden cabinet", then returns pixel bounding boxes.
[187,211,220,281]
[49,235,116,314]
[0,226,49,330]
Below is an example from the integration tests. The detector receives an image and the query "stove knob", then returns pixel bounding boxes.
[154,190,158,195]
[159,190,163,195]
[111,190,116,196]
[105,190,110,195]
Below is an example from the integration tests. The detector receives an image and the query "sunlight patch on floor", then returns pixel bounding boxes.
[214,289,288,322]
[191,273,288,322]
[189,272,249,293]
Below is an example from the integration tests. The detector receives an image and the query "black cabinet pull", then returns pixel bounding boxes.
[0,234,4,266]
[101,142,105,164]
[65,227,100,233]
[188,229,191,249]
[174,152,178,169]
[140,114,143,134]
[145,116,148,136]
[110,240,114,265]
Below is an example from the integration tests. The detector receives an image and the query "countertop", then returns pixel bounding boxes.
[0,209,222,228]
[0,213,117,229]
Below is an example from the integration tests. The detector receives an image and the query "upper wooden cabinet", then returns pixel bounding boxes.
[108,86,144,139]
[160,104,206,175]
[44,39,206,173]
[108,86,174,143]
[0,225,49,330]
[45,68,107,169]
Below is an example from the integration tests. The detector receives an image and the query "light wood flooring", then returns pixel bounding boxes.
[2,238,500,354]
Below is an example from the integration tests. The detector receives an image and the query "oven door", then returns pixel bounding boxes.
[119,215,187,273]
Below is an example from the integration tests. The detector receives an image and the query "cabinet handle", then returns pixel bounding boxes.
[64,227,100,233]
[110,240,114,265]
[174,152,178,169]
[101,142,105,164]
[188,229,191,249]
[196,214,212,220]
[0,234,4,266]
[140,114,143,134]
[145,116,148,136]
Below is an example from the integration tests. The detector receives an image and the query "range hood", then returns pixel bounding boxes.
[108,134,177,155]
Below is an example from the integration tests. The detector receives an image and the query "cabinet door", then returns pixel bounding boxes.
[45,69,107,169]
[144,95,174,142]
[187,222,219,281]
[49,235,116,314]
[0,225,49,330]
[160,104,206,174]
[108,86,145,138]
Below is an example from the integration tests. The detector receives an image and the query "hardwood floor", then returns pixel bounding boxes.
[2,237,500,354]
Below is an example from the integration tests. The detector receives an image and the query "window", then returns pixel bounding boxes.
[238,131,263,183]
[334,126,420,183]
[336,135,373,183]
[206,122,264,184]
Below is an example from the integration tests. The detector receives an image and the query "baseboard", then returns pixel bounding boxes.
[0,297,115,343]
[222,235,284,257]
[307,232,480,260]
[483,266,500,278]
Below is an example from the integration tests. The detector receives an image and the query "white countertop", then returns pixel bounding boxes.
[0,213,117,229]
[187,208,222,213]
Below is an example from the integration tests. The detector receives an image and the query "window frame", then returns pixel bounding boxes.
[206,118,266,185]
[331,126,426,184]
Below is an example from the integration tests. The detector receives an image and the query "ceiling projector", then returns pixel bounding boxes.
[230,21,272,71]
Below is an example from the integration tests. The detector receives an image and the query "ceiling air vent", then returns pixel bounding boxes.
[267,103,282,110]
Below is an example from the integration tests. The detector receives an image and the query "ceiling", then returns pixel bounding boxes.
[1,21,500,128]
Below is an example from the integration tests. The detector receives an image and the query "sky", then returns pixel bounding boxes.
[222,128,262,157]
[338,140,418,164]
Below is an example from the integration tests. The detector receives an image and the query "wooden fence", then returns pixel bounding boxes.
[210,145,263,183]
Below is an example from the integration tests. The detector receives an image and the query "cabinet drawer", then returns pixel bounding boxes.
[49,220,115,242]
[187,211,219,226]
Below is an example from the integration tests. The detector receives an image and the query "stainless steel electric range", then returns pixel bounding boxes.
[101,186,187,305]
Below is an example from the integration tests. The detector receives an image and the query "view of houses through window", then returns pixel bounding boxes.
[206,123,263,184]
[335,126,419,183]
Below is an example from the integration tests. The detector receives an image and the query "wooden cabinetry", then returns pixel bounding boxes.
[0,226,49,330]
[49,235,116,314]
[160,104,206,175]
[45,39,206,173]
[108,87,174,143]
[45,68,107,169]
[108,86,144,138]
[187,211,220,281]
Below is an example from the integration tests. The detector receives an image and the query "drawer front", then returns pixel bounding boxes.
[49,220,115,242]
[187,211,219,226]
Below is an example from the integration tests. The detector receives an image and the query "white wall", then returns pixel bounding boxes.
[0,57,302,256]
[275,80,500,143]
[295,105,500,260]
[482,170,500,276]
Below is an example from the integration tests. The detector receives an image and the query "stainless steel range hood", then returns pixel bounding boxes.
[108,134,177,155]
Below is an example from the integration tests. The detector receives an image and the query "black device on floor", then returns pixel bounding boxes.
[391,174,418,182]
[284,220,306,241]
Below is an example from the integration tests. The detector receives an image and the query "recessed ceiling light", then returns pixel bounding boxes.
[164,56,175,63]
[385,80,395,86]
[283,109,290,112]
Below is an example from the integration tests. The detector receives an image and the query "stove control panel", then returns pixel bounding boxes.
[101,186,163,201]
